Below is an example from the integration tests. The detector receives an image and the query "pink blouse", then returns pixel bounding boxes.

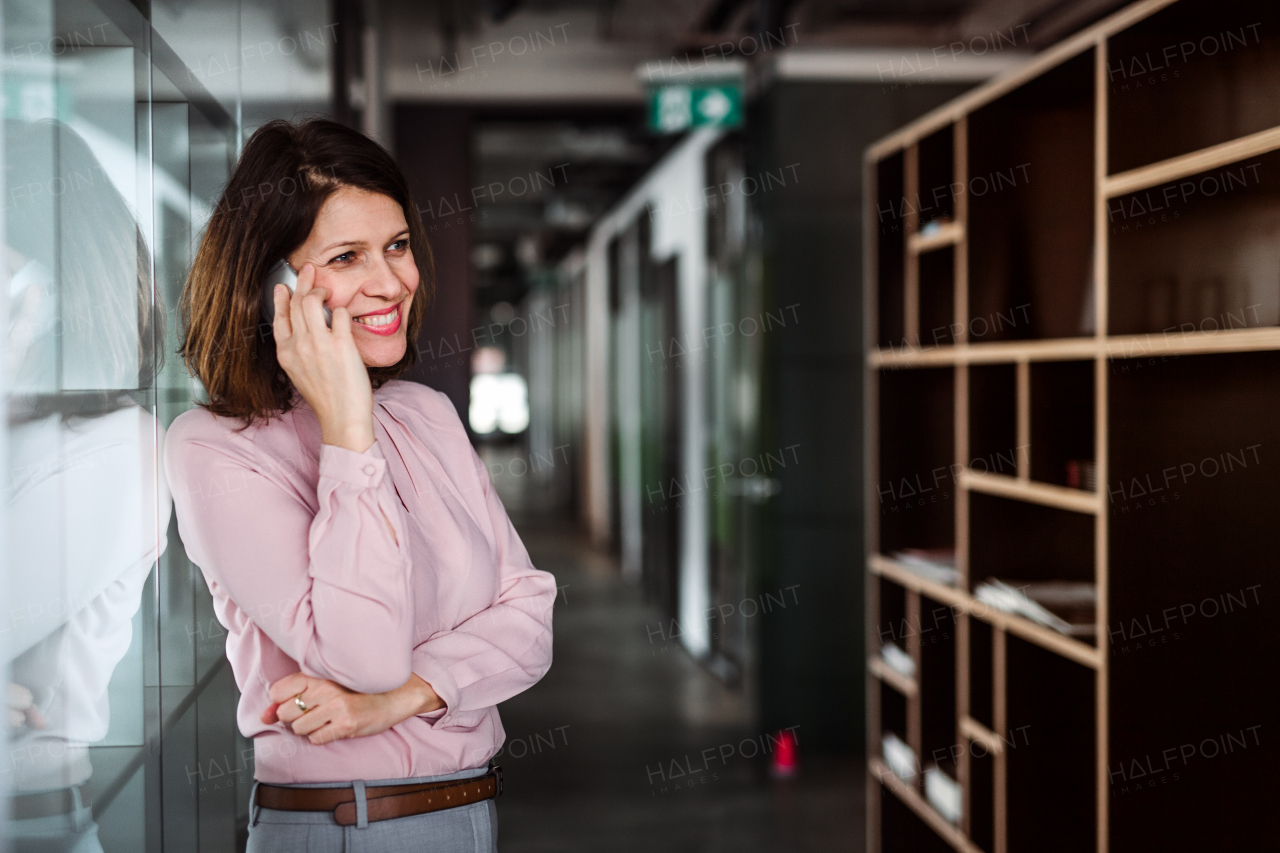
[163,379,555,784]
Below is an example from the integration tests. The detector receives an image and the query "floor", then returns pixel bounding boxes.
[493,513,865,853]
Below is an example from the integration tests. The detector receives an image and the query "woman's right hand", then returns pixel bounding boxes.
[260,673,445,745]
[9,683,45,731]
[271,263,375,453]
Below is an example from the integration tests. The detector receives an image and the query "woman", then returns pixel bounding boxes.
[164,118,555,851]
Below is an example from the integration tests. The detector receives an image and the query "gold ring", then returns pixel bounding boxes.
[294,694,308,713]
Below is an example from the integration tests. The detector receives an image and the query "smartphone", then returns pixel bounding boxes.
[262,259,332,327]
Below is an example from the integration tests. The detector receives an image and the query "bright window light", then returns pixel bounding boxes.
[469,373,529,435]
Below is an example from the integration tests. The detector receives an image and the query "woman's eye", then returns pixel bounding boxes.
[388,239,409,252]
[329,251,356,264]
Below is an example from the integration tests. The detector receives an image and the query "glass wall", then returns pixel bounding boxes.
[1,0,331,849]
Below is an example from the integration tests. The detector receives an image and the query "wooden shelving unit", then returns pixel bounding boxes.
[864,1,1280,851]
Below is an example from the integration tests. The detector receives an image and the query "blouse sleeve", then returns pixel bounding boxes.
[6,407,169,662]
[165,424,415,695]
[410,444,555,727]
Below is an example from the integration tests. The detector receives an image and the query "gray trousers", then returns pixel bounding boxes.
[247,766,497,853]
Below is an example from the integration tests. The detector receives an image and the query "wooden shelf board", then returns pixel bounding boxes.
[870,555,1102,670]
[1104,125,1280,198]
[871,337,1099,367]
[869,328,1280,368]
[869,554,967,608]
[1106,327,1280,359]
[960,470,1099,515]
[972,604,1101,670]
[869,656,919,697]
[870,758,984,853]
[960,716,1004,756]
[909,221,964,254]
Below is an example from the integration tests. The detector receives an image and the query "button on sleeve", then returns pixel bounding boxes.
[319,442,388,489]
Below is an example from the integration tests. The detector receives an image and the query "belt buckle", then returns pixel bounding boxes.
[491,764,503,797]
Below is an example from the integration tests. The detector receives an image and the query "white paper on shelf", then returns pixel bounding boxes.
[882,732,917,783]
[1018,581,1096,609]
[925,766,962,824]
[881,643,916,679]
[890,551,961,587]
[974,578,1094,636]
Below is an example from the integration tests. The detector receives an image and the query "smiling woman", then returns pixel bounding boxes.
[178,119,434,423]
[165,119,556,853]
[288,188,415,349]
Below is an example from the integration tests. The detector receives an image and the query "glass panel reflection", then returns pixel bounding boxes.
[6,113,163,853]
[4,0,286,849]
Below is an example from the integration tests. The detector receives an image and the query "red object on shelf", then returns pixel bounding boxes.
[1066,459,1097,491]
[770,729,798,780]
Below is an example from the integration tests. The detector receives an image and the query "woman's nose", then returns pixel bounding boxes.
[361,254,405,299]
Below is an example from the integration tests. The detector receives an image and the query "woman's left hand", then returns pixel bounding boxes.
[261,672,445,745]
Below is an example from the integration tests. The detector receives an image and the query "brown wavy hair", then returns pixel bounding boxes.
[177,118,433,427]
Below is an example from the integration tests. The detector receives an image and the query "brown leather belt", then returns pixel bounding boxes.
[11,786,92,820]
[256,767,502,827]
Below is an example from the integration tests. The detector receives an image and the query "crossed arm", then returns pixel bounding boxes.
[260,444,556,745]
[261,672,444,745]
[167,418,555,749]
[258,441,556,746]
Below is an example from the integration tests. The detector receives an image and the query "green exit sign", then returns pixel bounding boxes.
[648,84,742,134]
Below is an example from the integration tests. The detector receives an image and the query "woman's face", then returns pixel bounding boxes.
[287,187,418,368]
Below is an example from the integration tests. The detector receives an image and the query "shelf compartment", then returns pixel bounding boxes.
[875,576,917,697]
[968,49,1095,342]
[969,363,1018,478]
[1107,0,1280,175]
[882,677,910,749]
[919,247,956,348]
[1005,636,1096,853]
[1109,349,1278,850]
[880,574,909,638]
[1029,360,1095,488]
[968,618,994,730]
[969,491,1098,663]
[919,594,957,785]
[878,368,956,555]
[873,758,984,853]
[967,727,996,851]
[917,124,956,228]
[970,490,1095,584]
[1108,147,1280,336]
[878,151,907,348]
